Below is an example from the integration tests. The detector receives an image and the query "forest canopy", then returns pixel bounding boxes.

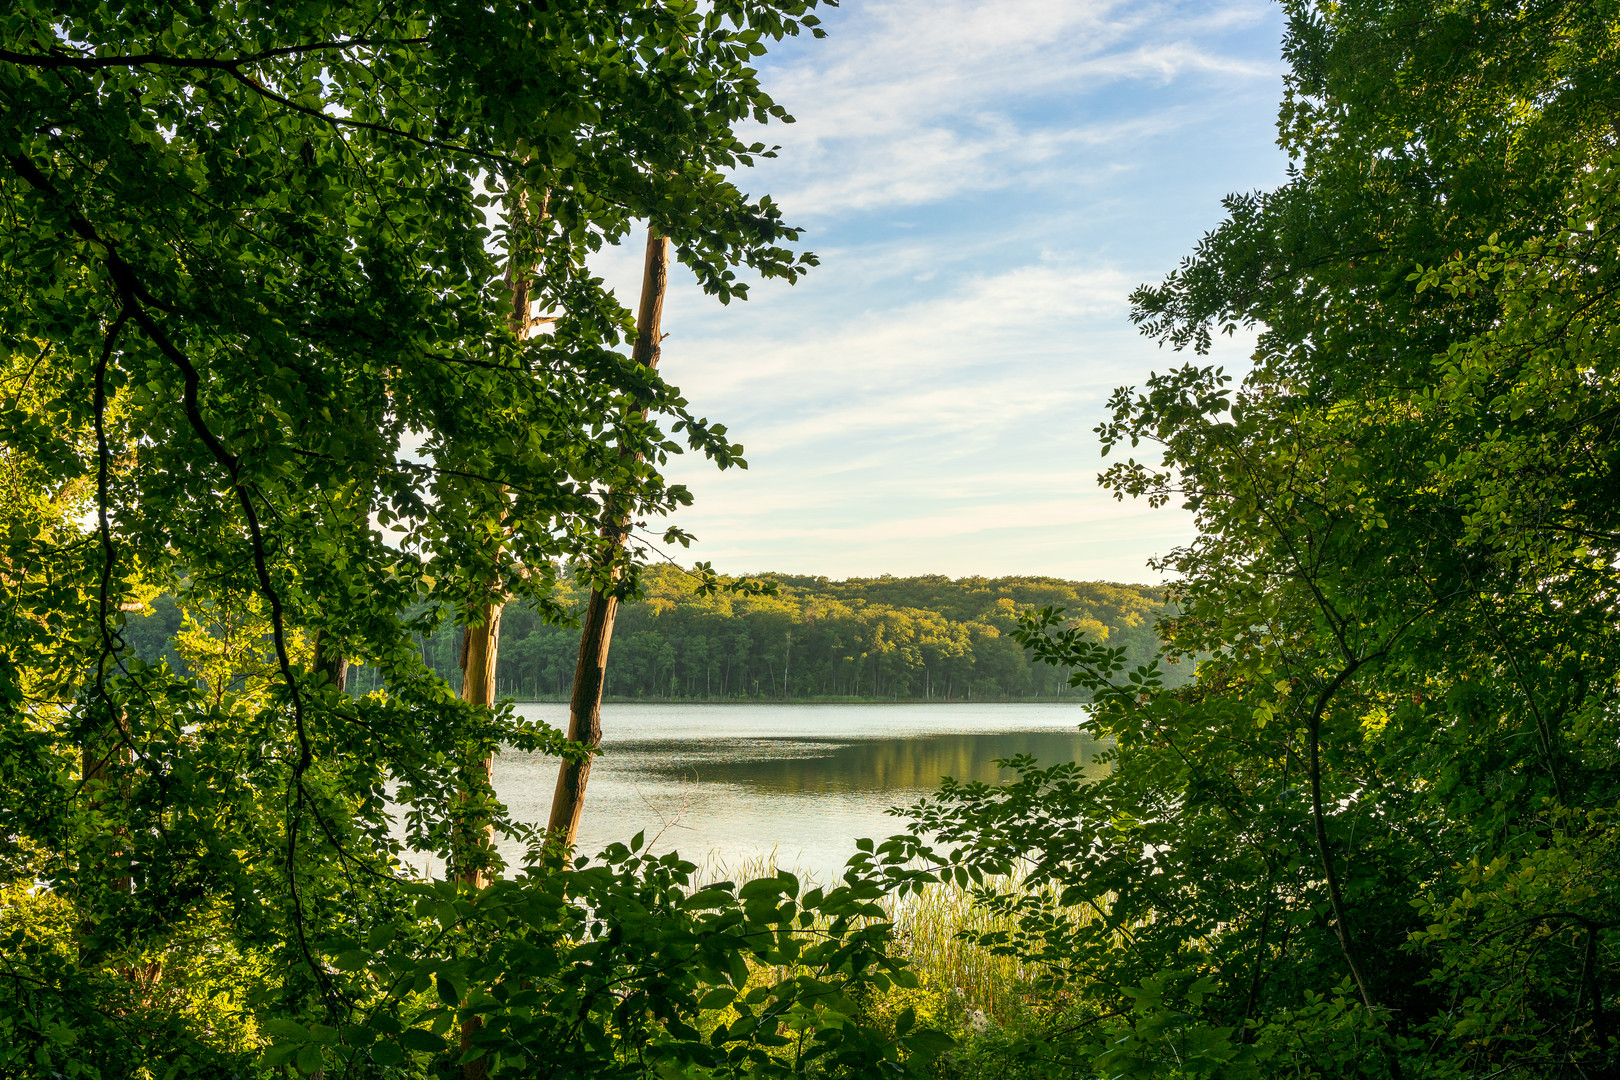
[0,2,964,1078]
[126,569,1178,702]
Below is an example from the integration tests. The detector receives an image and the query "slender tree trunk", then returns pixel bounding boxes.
[548,587,619,844]
[1306,715,1374,1007]
[547,227,672,849]
[310,630,347,693]
[454,612,496,1080]
[453,605,503,890]
[1306,701,1405,1080]
[451,199,535,890]
[455,194,543,1080]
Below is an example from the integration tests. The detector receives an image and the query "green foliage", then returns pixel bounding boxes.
[12,2,1620,1079]
[329,565,1182,701]
[862,3,1620,1077]
[246,846,950,1079]
[0,3,959,1078]
[3,845,953,1080]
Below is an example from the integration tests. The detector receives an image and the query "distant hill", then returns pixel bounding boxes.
[351,566,1186,702]
[125,567,1186,702]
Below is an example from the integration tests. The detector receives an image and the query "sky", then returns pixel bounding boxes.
[599,0,1291,585]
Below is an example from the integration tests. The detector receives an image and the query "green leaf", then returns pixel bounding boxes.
[342,1024,377,1047]
[295,1043,325,1074]
[259,1044,299,1068]
[264,1019,310,1043]
[370,1042,405,1067]
[399,1028,449,1053]
[903,1029,955,1057]
[334,949,370,971]
[698,987,737,1010]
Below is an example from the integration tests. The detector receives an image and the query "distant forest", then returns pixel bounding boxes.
[125,567,1182,702]
[387,567,1179,701]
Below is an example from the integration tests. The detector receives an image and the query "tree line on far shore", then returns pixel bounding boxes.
[124,566,1184,703]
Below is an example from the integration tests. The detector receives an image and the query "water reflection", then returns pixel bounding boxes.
[621,731,1100,794]
[480,703,1104,882]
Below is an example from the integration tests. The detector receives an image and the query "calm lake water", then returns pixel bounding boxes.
[442,703,1102,883]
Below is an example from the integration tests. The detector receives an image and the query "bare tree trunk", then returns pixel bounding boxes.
[547,227,671,849]
[455,197,543,1080]
[547,587,618,846]
[310,630,347,693]
[450,207,534,892]
[453,606,503,891]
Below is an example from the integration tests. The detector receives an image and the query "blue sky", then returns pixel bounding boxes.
[602,0,1291,584]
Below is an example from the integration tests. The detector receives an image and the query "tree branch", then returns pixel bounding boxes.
[6,146,336,1008]
[0,44,517,166]
[0,38,428,73]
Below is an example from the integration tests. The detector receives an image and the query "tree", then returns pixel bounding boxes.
[878,2,1620,1077]
[410,566,1172,702]
[549,226,673,849]
[0,3,968,1077]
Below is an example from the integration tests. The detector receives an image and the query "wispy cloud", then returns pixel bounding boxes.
[674,258,1137,396]
[652,253,1260,580]
[588,0,1287,582]
[746,0,1281,217]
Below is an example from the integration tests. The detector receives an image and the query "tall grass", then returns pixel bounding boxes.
[887,876,1056,1027]
[686,849,1050,1031]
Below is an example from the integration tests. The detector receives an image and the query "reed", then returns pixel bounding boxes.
[886,876,1057,1028]
[688,848,798,889]
[685,848,1050,1031]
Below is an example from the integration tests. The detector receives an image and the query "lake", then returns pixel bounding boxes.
[424,703,1103,883]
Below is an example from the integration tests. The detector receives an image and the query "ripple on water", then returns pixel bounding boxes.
[472,702,1105,884]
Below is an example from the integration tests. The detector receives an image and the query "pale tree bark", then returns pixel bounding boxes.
[455,197,540,1080]
[452,606,503,891]
[453,610,500,1078]
[309,630,347,693]
[451,198,539,893]
[547,227,671,849]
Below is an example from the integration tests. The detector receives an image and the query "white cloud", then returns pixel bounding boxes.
[671,258,1136,400]
[579,0,1288,582]
[743,0,1282,216]
[645,253,1260,581]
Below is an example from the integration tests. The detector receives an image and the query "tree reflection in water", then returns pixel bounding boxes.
[491,703,1105,881]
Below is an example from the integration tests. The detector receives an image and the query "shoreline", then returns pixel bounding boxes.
[507,696,1092,706]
